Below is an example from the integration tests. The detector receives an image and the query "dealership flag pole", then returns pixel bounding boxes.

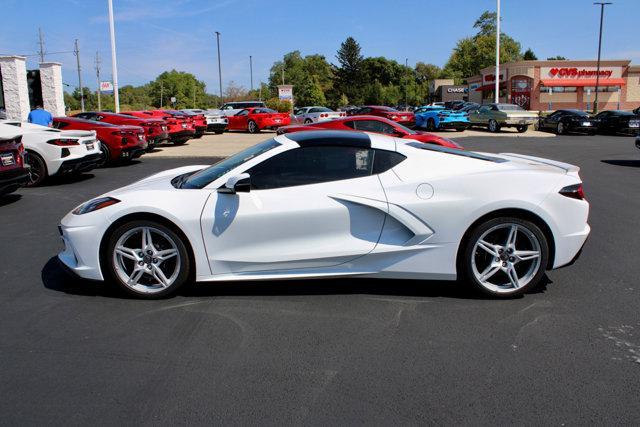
[495,0,500,104]
[593,2,611,114]
[107,0,120,113]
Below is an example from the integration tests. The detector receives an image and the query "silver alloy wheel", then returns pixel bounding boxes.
[113,226,181,294]
[557,122,564,134]
[248,120,257,133]
[471,223,542,294]
[489,120,498,132]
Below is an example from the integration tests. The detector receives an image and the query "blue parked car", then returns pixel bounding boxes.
[414,105,470,132]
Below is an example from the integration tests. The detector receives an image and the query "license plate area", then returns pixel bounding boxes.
[0,153,15,166]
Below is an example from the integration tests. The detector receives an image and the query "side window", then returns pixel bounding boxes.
[236,110,249,116]
[354,120,395,135]
[478,106,489,113]
[372,150,406,174]
[309,108,321,113]
[491,105,499,111]
[343,121,356,129]
[248,146,374,190]
[52,121,68,129]
[358,107,371,114]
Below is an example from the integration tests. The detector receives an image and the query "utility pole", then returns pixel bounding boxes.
[160,81,164,108]
[37,28,46,63]
[74,39,85,112]
[215,31,223,105]
[95,51,101,111]
[107,0,120,112]
[405,58,409,109]
[281,65,285,85]
[193,84,196,108]
[593,2,612,114]
[495,0,501,104]
[249,55,253,92]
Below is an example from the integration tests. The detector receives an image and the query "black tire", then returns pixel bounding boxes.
[304,119,313,124]
[456,128,465,132]
[172,138,188,146]
[214,130,224,134]
[99,142,111,167]
[103,219,191,299]
[516,125,528,133]
[247,120,260,134]
[556,121,565,135]
[24,151,47,187]
[459,216,549,298]
[488,119,500,133]
[426,118,436,131]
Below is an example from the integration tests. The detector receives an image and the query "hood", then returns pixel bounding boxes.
[108,165,209,196]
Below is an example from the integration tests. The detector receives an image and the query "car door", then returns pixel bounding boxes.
[227,109,249,130]
[595,112,610,131]
[200,144,388,275]
[544,111,561,129]
[469,106,488,124]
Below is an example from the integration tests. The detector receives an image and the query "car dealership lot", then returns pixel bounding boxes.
[1,134,639,424]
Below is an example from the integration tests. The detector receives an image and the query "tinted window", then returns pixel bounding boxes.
[248,146,374,190]
[358,107,372,114]
[343,121,356,129]
[53,121,69,129]
[372,150,406,174]
[354,120,396,135]
[181,139,281,189]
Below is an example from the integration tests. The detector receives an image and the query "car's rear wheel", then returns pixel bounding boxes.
[24,151,47,187]
[461,217,548,297]
[426,118,436,131]
[488,119,500,133]
[104,220,191,299]
[304,119,313,124]
[99,142,111,166]
[247,120,259,133]
[173,138,188,146]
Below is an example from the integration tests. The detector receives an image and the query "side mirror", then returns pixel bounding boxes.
[218,173,251,194]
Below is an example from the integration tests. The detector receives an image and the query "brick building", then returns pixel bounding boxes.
[466,60,640,111]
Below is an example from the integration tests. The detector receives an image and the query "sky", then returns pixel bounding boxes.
[1,0,638,94]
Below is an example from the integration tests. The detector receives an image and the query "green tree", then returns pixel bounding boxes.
[547,56,567,60]
[443,10,523,81]
[523,48,538,60]
[268,51,334,106]
[415,62,443,83]
[148,70,207,109]
[335,37,364,105]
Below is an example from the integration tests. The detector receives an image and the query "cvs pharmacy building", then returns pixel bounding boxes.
[466,60,640,111]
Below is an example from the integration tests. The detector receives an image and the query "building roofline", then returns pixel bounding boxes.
[479,59,631,73]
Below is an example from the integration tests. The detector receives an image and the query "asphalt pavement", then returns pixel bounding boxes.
[1,133,639,425]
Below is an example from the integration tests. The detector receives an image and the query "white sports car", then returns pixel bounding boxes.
[0,121,102,186]
[58,130,590,299]
[293,106,344,124]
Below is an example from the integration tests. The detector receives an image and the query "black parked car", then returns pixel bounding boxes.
[537,110,598,135]
[594,110,640,136]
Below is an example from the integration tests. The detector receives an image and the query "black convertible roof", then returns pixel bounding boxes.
[285,130,371,148]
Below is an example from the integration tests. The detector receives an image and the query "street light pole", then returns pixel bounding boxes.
[405,58,408,109]
[107,0,120,112]
[593,2,612,114]
[249,55,253,92]
[74,39,85,112]
[215,31,223,105]
[495,0,500,104]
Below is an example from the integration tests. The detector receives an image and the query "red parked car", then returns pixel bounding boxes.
[0,133,28,196]
[227,107,291,133]
[52,117,146,164]
[165,110,206,138]
[73,112,168,149]
[277,115,462,149]
[123,110,195,145]
[349,106,415,126]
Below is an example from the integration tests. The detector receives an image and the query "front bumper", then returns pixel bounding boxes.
[0,167,29,195]
[58,153,103,174]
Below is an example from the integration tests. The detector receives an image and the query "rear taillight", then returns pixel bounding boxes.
[389,114,398,120]
[47,138,79,146]
[559,183,585,200]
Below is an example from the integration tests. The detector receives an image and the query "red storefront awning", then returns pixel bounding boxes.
[475,82,507,92]
[540,78,625,87]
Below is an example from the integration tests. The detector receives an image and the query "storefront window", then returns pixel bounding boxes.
[584,86,620,93]
[539,85,577,93]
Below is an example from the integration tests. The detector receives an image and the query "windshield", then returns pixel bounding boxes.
[496,104,524,111]
[181,138,281,189]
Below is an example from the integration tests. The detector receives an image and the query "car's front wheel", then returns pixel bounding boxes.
[556,121,565,135]
[516,125,528,133]
[461,217,548,297]
[488,119,500,133]
[426,118,436,131]
[104,220,191,299]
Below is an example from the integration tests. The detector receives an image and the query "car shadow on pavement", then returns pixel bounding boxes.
[100,160,142,169]
[0,193,21,207]
[42,256,550,301]
[41,173,96,187]
[601,159,640,168]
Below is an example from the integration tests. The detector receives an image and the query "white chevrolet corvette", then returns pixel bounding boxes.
[58,130,590,299]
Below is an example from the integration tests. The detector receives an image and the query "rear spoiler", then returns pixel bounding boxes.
[498,153,580,174]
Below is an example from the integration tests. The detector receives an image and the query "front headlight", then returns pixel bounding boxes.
[72,197,120,215]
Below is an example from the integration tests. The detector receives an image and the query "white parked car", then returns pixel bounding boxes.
[0,121,102,186]
[292,106,344,124]
[58,131,590,299]
[220,101,266,117]
[181,109,228,134]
